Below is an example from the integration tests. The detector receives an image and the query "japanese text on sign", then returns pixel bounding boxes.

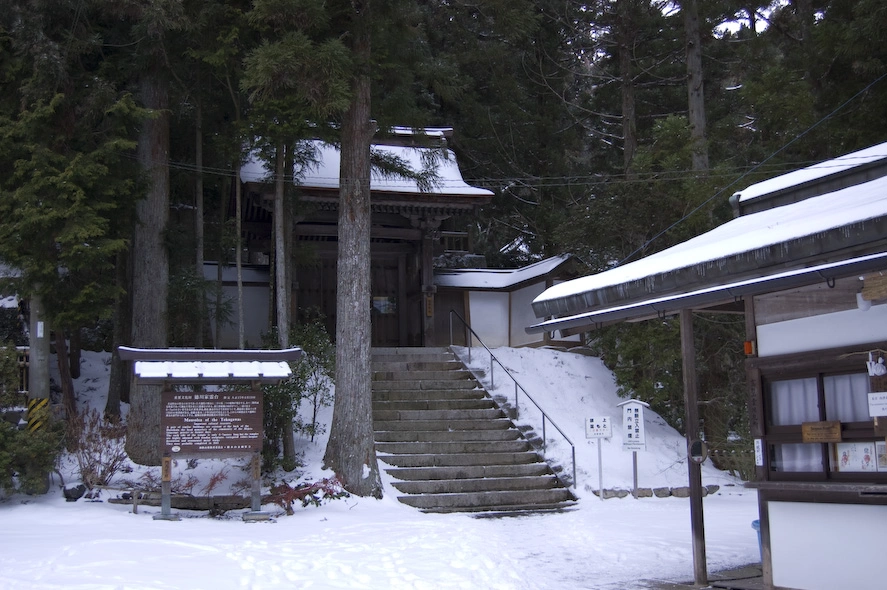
[586,416,613,439]
[160,391,263,454]
[621,401,646,452]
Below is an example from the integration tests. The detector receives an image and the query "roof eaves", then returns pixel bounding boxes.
[531,215,887,320]
[527,250,887,335]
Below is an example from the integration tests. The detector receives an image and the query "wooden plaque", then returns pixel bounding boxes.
[160,390,263,455]
[801,420,842,443]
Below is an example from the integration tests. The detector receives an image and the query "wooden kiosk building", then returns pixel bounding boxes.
[528,142,887,590]
[231,128,493,349]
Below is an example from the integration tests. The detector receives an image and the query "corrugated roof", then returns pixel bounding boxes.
[435,255,571,290]
[735,142,887,203]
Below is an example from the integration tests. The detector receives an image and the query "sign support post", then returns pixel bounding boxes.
[618,399,649,500]
[586,416,612,500]
[154,454,180,521]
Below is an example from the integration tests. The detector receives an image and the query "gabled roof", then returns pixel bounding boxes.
[435,255,572,291]
[529,142,887,334]
[241,134,493,199]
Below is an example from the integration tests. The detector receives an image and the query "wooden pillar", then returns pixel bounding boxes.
[421,229,436,346]
[398,255,408,346]
[680,309,707,586]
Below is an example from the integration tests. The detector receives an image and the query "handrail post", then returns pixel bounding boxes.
[489,351,494,389]
[572,446,577,488]
[542,417,547,454]
[514,382,519,420]
[448,310,453,346]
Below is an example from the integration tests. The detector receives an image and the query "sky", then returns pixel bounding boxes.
[0,347,760,590]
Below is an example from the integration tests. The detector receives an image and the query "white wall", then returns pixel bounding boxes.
[510,283,546,347]
[769,501,887,590]
[203,263,270,349]
[467,291,509,348]
[757,303,887,357]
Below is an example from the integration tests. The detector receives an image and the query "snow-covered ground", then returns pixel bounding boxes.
[0,347,760,590]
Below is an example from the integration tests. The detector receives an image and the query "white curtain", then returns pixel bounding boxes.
[824,373,870,422]
[771,377,819,425]
[771,378,820,472]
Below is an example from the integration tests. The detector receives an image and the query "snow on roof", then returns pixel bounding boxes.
[133,360,292,380]
[734,141,887,202]
[435,255,570,290]
[241,140,493,197]
[535,173,887,305]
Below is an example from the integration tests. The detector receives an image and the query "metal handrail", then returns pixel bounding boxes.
[448,309,576,488]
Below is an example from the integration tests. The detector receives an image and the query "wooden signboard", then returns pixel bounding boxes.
[801,420,842,443]
[160,391,263,455]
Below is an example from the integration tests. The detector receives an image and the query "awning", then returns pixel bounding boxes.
[527,251,887,335]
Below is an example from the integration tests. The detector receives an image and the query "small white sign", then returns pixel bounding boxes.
[868,392,887,417]
[586,416,612,439]
[619,400,648,452]
[754,438,764,467]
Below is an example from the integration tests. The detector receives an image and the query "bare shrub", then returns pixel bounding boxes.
[68,409,128,489]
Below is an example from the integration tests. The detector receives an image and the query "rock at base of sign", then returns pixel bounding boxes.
[671,486,691,498]
[705,485,720,495]
[653,487,671,498]
[635,488,653,498]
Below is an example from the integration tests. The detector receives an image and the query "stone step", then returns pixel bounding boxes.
[371,346,575,516]
[372,346,452,356]
[372,361,464,372]
[390,475,560,495]
[373,369,474,382]
[396,488,577,512]
[378,451,541,468]
[383,463,553,481]
[373,389,488,401]
[376,439,531,455]
[374,429,521,443]
[373,408,506,422]
[371,379,480,391]
[373,418,514,432]
[422,501,578,515]
[372,399,496,412]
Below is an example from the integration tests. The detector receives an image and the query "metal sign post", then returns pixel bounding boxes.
[586,416,612,500]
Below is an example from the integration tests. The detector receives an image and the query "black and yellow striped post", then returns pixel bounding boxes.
[26,397,48,432]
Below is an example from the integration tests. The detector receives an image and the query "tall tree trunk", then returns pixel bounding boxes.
[214,173,230,348]
[618,0,637,176]
[127,66,170,466]
[195,102,205,348]
[684,0,709,171]
[54,330,76,418]
[105,250,131,417]
[274,141,289,349]
[273,142,296,466]
[68,327,81,380]
[236,163,245,349]
[323,0,382,498]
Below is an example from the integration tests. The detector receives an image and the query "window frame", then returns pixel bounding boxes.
[750,341,887,483]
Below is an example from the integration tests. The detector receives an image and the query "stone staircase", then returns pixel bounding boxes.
[372,347,577,515]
